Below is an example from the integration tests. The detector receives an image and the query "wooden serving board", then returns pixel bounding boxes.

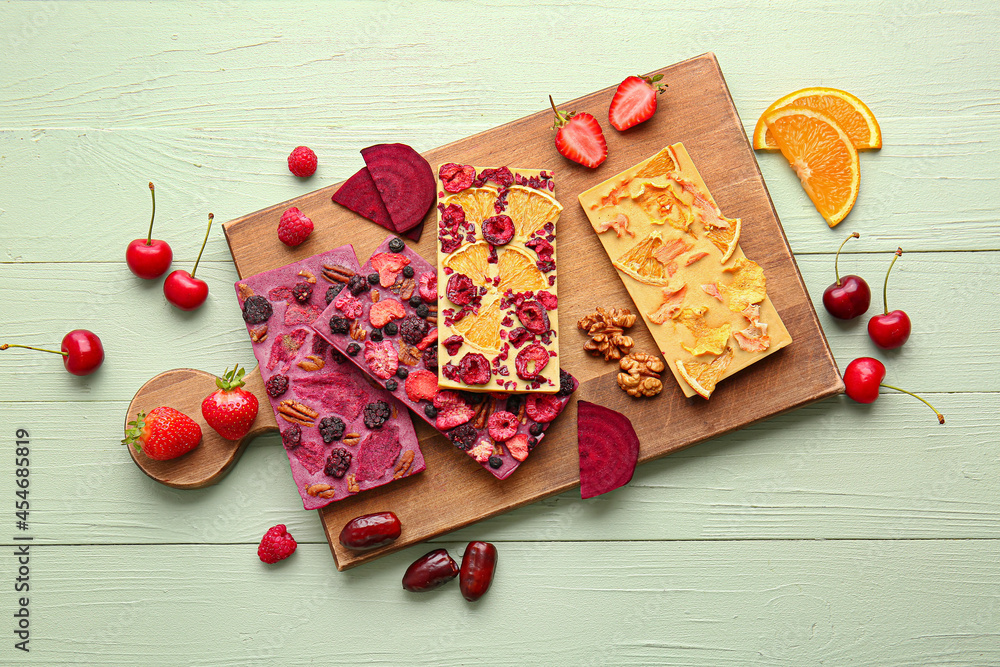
[221,53,843,570]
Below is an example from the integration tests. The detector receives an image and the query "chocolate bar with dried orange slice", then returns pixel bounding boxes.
[436,165,562,394]
[578,144,792,399]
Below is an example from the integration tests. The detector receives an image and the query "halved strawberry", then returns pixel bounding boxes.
[608,74,667,132]
[549,96,607,169]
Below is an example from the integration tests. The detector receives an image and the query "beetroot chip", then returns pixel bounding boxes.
[355,424,402,482]
[332,167,395,232]
[577,401,640,499]
[361,143,435,234]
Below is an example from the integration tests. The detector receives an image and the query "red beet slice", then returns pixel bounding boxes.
[332,167,395,231]
[361,143,435,234]
[577,401,640,499]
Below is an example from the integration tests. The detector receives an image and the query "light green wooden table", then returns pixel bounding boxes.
[2,1,998,664]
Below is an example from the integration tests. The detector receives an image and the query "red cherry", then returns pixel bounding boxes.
[1,329,104,376]
[126,182,173,279]
[867,247,911,349]
[843,357,944,423]
[164,213,213,311]
[822,232,870,319]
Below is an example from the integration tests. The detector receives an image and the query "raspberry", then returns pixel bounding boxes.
[347,274,369,296]
[242,295,273,324]
[384,321,399,336]
[405,369,439,402]
[369,299,406,328]
[281,424,301,449]
[515,343,549,380]
[506,434,530,462]
[482,214,515,246]
[399,315,429,345]
[418,272,437,302]
[468,441,494,463]
[443,335,464,356]
[446,273,476,306]
[258,524,297,564]
[318,416,345,443]
[329,316,349,334]
[526,394,561,423]
[556,369,576,397]
[447,423,478,450]
[488,456,503,469]
[389,237,405,253]
[416,328,437,351]
[516,300,549,334]
[287,146,317,178]
[324,448,352,478]
[277,207,314,247]
[439,163,476,193]
[421,345,438,371]
[265,374,289,398]
[433,390,475,430]
[325,284,344,304]
[363,401,392,429]
[458,352,491,385]
[364,340,398,379]
[487,410,518,442]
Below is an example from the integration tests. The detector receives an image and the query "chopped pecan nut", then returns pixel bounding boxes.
[249,325,268,343]
[237,283,255,301]
[396,278,415,300]
[343,433,361,446]
[617,352,665,397]
[297,354,325,372]
[371,290,380,303]
[472,399,492,430]
[322,264,355,283]
[277,400,318,426]
[393,450,415,479]
[578,307,637,361]
[297,269,317,284]
[306,483,336,499]
[426,316,438,325]
[349,319,367,341]
[346,474,360,494]
[398,342,421,366]
[516,399,526,424]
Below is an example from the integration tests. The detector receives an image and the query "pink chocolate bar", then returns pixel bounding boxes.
[235,245,425,510]
[311,236,577,480]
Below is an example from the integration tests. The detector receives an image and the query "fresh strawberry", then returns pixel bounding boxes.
[405,369,439,402]
[608,74,668,131]
[201,365,260,440]
[258,524,297,564]
[122,406,202,461]
[549,96,607,169]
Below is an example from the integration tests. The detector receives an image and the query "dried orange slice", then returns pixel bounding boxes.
[635,146,678,179]
[676,346,735,399]
[763,106,860,227]
[504,185,562,241]
[754,87,881,151]
[719,258,767,313]
[630,180,695,234]
[496,247,547,294]
[612,231,672,286]
[705,217,741,263]
[675,307,732,356]
[444,241,491,287]
[453,296,504,354]
[443,187,499,230]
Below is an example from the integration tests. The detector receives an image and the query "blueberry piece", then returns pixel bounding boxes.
[384,321,398,336]
[388,238,405,253]
[396,367,409,379]
[402,265,415,278]
[367,272,380,285]
[385,379,398,391]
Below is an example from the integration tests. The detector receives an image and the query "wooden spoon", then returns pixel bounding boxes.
[124,365,276,488]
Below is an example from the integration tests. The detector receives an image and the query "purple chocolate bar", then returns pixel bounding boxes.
[235,245,425,510]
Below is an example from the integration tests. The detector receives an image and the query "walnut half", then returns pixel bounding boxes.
[578,307,637,361]
[617,352,665,397]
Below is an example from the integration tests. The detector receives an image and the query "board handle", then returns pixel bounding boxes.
[124,365,277,489]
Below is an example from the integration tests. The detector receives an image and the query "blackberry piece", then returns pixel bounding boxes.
[385,379,398,391]
[415,303,430,318]
[265,374,289,398]
[399,315,430,345]
[369,328,384,342]
[448,424,478,451]
[363,400,392,429]
[329,316,350,335]
[409,294,423,308]
[384,321,398,336]
[367,272,380,285]
[424,404,438,419]
[556,369,575,397]
[396,367,409,379]
[505,394,523,416]
[528,422,543,436]
[331,349,346,364]
[318,416,345,443]
[421,346,438,371]
[488,456,503,469]
[281,424,301,449]
[291,282,313,303]
[402,265,415,278]
[242,295,273,324]
[347,274,369,296]
[388,237,405,253]
[325,284,344,304]
[346,342,361,356]
[324,448,352,479]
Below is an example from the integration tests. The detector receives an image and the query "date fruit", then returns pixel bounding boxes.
[459,541,497,602]
[338,511,402,551]
[401,548,459,592]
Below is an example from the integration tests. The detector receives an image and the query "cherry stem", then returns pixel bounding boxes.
[145,182,156,245]
[0,343,67,357]
[833,232,859,285]
[190,213,213,279]
[880,383,945,424]
[882,247,902,315]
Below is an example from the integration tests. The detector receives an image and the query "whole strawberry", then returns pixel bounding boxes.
[287,146,317,177]
[608,74,668,131]
[549,96,607,168]
[258,524,297,563]
[123,406,202,461]
[201,365,259,440]
[277,207,314,247]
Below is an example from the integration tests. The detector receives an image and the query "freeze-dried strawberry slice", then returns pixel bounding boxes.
[364,340,399,379]
[516,300,550,334]
[284,304,323,326]
[405,369,438,402]
[515,343,549,380]
[433,390,475,430]
[266,329,308,370]
[418,272,437,302]
[506,434,530,462]
[443,335,464,356]
[468,441,494,464]
[439,163,476,193]
[526,394,561,423]
[487,410,518,442]
[370,252,411,288]
[458,352,491,385]
[369,299,406,328]
[416,328,438,351]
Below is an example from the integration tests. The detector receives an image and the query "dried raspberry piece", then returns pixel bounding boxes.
[508,327,531,348]
[369,299,406,328]
[433,390,475,430]
[281,424,301,449]
[363,400,392,429]
[514,343,549,380]
[329,316,349,334]
[526,237,554,261]
[370,252,411,288]
[482,215,515,246]
[447,423,478,451]
[443,335,464,356]
[291,282,313,303]
[399,315,429,345]
[487,410,518,442]
[418,272,437,302]
[266,329,308,370]
[537,290,558,311]
[438,203,467,254]
[439,163,476,193]
[364,340,399,380]
[318,416,345,443]
[284,304,323,326]
[526,394,561,423]
[421,346,438,371]
[516,300,550,334]
[416,328,438,351]
[506,433,530,461]
[468,441,494,463]
[405,369,438,402]
[265,374,289,398]
[458,352,491,385]
[445,273,476,306]
[556,369,576,397]
[242,295,273,324]
[311,335,329,355]
[333,289,363,319]
[324,448,352,478]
